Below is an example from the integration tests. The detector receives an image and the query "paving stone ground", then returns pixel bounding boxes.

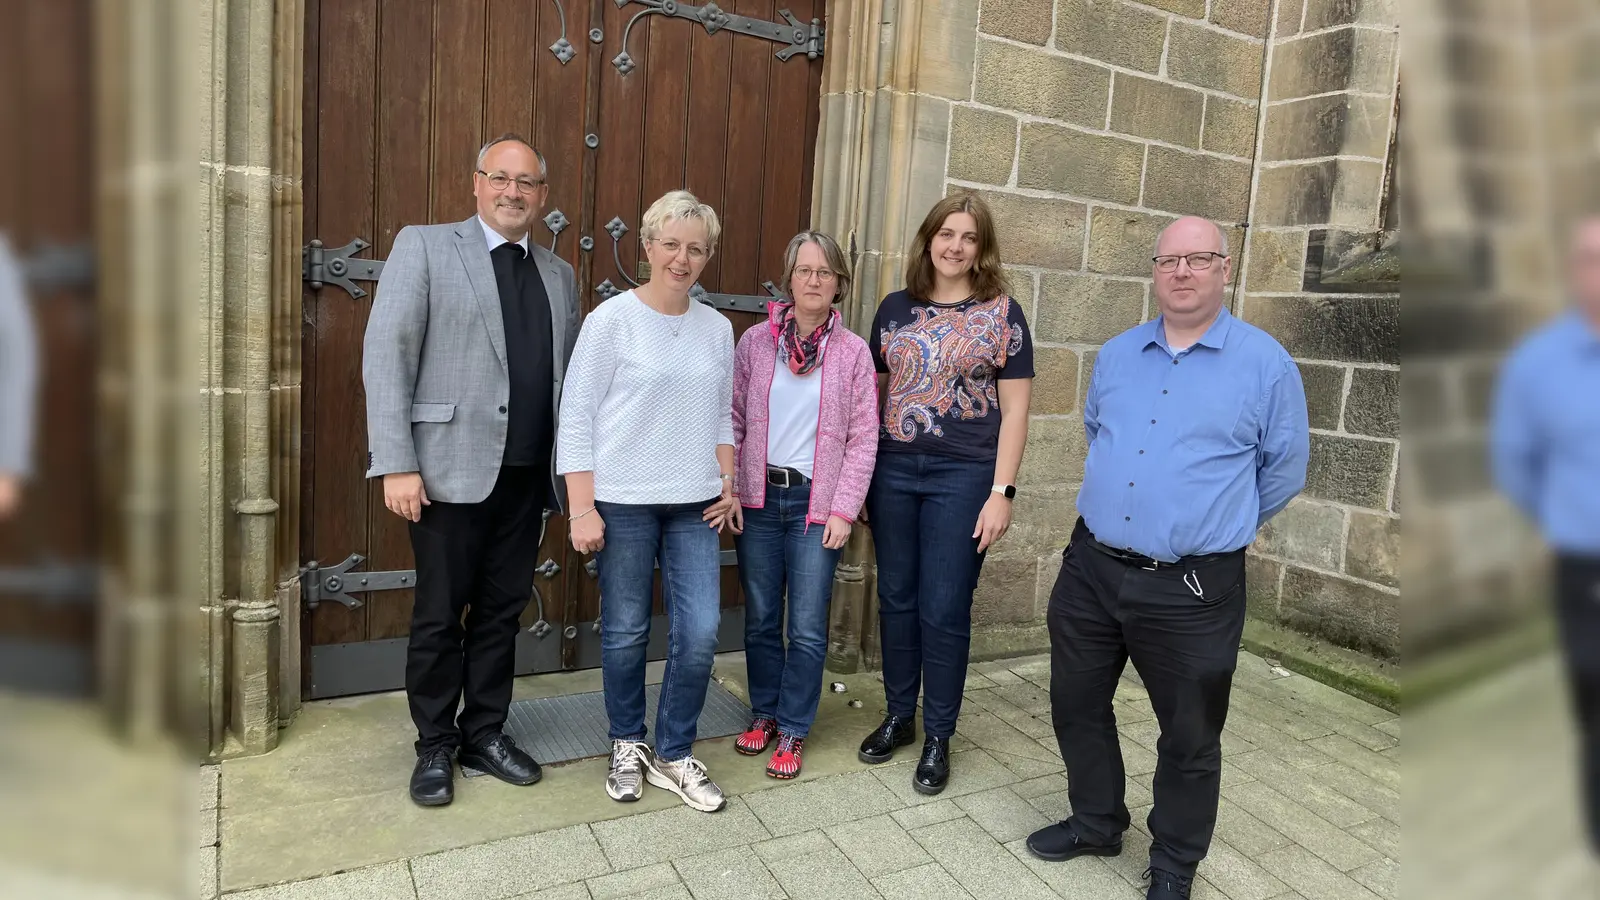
[203,651,1404,900]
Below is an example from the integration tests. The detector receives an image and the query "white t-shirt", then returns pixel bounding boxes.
[766,339,826,479]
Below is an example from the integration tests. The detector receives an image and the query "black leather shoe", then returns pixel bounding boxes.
[857,714,916,764]
[912,736,950,795]
[459,733,543,786]
[1144,867,1193,898]
[1025,820,1123,861]
[409,748,455,807]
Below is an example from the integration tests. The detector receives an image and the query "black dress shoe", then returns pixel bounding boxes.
[912,736,950,795]
[1144,867,1193,898]
[459,733,543,786]
[410,748,455,807]
[1025,820,1123,861]
[857,714,916,764]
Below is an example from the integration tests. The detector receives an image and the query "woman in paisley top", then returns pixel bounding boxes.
[856,192,1034,796]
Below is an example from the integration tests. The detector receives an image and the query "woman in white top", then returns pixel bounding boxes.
[557,190,739,813]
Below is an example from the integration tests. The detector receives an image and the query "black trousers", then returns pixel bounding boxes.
[1047,519,1247,877]
[1556,554,1600,853]
[406,465,545,754]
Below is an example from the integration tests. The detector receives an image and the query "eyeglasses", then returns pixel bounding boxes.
[477,170,545,193]
[647,238,710,260]
[1153,252,1227,273]
[793,266,838,283]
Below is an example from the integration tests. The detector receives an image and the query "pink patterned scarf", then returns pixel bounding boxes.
[768,301,837,376]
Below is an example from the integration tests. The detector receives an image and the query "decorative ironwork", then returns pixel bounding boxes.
[596,278,621,300]
[603,216,642,287]
[585,133,600,149]
[543,208,569,251]
[611,0,823,76]
[549,0,576,63]
[589,27,605,43]
[303,238,384,300]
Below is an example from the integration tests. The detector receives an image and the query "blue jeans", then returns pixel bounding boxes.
[734,481,842,737]
[865,452,992,739]
[595,500,723,762]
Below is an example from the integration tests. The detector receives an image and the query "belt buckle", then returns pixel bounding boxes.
[1140,558,1159,571]
[769,467,790,489]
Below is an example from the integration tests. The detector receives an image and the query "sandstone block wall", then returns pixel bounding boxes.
[941,0,1401,659]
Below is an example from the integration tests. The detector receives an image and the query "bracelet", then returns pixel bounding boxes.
[571,506,597,521]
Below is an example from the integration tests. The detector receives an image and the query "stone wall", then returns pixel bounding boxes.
[928,0,1401,659]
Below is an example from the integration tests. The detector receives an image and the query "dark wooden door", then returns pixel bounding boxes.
[302,0,825,699]
[0,0,98,696]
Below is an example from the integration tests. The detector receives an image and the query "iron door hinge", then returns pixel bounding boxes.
[303,238,385,300]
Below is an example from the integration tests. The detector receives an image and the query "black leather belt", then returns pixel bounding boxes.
[1078,525,1239,571]
[766,465,810,488]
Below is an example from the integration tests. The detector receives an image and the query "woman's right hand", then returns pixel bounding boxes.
[570,509,606,553]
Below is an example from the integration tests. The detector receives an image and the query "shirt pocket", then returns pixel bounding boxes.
[1174,393,1249,455]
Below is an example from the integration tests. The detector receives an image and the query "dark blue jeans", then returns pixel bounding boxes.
[595,500,723,762]
[865,451,993,739]
[734,481,842,737]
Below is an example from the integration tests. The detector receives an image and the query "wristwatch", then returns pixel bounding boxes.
[991,484,1016,500]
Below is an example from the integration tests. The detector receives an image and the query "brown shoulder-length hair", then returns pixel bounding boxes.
[904,192,1011,302]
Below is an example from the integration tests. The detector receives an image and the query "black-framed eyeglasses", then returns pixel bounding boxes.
[477,170,545,193]
[1153,252,1227,273]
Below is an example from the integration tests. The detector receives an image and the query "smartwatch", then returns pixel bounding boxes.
[992,484,1016,500]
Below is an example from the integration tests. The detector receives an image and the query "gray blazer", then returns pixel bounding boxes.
[0,234,36,478]
[363,215,579,508]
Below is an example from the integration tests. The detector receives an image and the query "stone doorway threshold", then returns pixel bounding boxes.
[215,652,894,893]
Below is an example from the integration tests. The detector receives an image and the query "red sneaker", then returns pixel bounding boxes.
[766,733,805,779]
[735,717,777,756]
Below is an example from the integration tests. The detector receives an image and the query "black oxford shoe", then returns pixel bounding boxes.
[409,749,455,807]
[1025,820,1123,862]
[1144,867,1194,898]
[913,736,950,795]
[459,733,543,786]
[857,714,917,764]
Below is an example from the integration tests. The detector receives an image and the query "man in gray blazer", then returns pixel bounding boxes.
[364,134,579,807]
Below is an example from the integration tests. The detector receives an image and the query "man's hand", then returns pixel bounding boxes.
[822,514,851,550]
[0,473,19,520]
[383,472,429,522]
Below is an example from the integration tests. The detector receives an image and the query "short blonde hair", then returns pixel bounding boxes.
[640,189,722,254]
[779,231,853,305]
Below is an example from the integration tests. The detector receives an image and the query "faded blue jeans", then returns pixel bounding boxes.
[595,499,722,762]
[734,480,842,737]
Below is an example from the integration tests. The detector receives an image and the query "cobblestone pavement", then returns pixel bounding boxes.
[203,650,1403,900]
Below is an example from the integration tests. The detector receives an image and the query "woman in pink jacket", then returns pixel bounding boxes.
[728,230,879,779]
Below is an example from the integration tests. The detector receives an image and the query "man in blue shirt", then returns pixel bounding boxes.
[1490,217,1600,855]
[1026,216,1309,899]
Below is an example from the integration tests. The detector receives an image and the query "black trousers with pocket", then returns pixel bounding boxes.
[1047,518,1247,877]
[1556,553,1600,853]
[406,464,545,755]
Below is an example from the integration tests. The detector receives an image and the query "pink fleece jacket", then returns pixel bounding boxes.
[731,310,879,525]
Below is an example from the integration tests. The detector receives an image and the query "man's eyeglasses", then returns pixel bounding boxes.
[793,266,837,283]
[647,238,710,261]
[1152,252,1227,273]
[477,170,545,193]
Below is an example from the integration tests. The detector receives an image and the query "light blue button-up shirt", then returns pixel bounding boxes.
[1490,310,1600,554]
[1077,307,1310,562]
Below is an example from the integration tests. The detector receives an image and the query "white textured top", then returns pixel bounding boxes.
[766,341,825,479]
[556,290,735,504]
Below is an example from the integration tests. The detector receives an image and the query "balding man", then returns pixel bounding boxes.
[1491,218,1600,855]
[364,133,579,806]
[1026,217,1309,898]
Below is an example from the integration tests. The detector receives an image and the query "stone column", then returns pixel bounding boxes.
[811,0,974,670]
[199,0,303,758]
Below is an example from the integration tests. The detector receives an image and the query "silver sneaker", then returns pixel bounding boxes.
[606,739,652,802]
[645,753,726,812]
